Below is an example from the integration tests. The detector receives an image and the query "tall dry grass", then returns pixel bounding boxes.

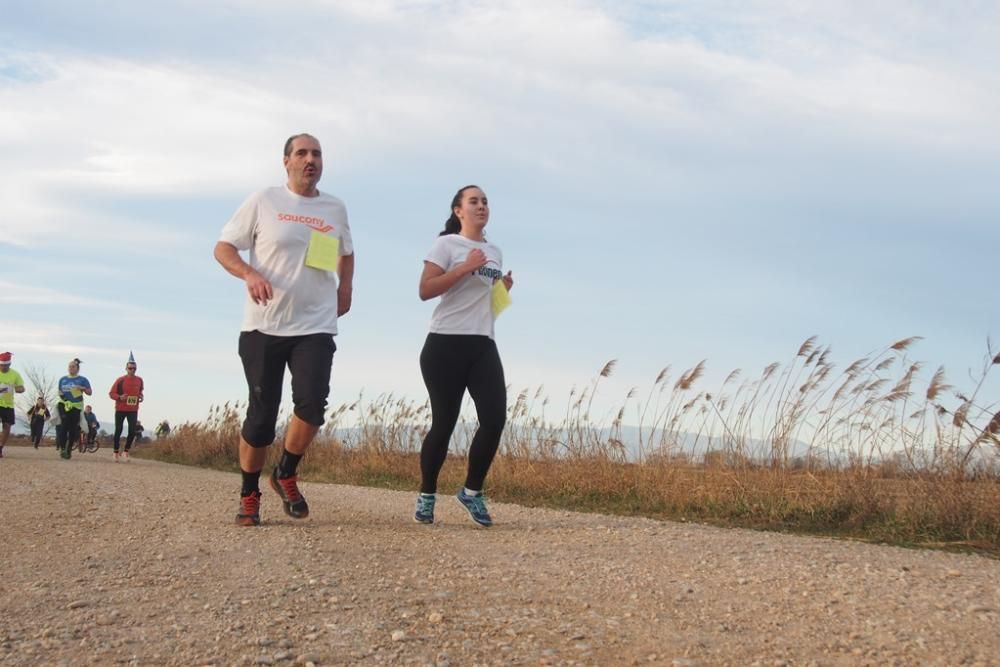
[143,337,1000,553]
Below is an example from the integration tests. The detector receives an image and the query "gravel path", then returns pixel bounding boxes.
[1,446,998,667]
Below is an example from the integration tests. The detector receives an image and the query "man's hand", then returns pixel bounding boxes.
[245,268,274,306]
[502,270,513,291]
[338,285,353,317]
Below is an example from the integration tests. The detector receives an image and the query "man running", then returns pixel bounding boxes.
[214,133,355,526]
[0,351,26,458]
[56,358,92,459]
[109,352,144,462]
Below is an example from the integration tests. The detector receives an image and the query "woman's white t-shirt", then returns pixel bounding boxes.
[219,185,353,336]
[425,234,503,339]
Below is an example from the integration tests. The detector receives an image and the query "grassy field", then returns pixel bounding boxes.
[137,336,1000,555]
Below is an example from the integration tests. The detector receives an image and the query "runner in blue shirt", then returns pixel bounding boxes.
[56,358,92,459]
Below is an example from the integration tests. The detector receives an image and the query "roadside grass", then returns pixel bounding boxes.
[136,337,1000,556]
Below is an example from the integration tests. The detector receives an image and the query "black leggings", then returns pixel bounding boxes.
[419,333,506,494]
[114,411,138,452]
[56,405,81,452]
[30,419,44,447]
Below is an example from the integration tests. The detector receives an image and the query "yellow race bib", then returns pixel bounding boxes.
[491,281,512,318]
[305,231,340,272]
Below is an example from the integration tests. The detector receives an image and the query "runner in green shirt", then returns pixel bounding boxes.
[0,351,26,458]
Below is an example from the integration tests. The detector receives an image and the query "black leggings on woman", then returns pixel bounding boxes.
[419,333,506,494]
[30,419,45,447]
[56,404,81,452]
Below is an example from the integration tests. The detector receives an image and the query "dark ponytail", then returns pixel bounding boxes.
[439,184,480,236]
[440,213,461,236]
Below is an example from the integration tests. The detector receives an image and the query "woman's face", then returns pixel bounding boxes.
[454,187,489,230]
[68,361,79,375]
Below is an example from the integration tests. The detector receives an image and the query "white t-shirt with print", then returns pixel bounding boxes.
[425,234,503,339]
[219,185,354,336]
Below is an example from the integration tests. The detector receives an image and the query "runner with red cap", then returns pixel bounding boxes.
[0,351,26,458]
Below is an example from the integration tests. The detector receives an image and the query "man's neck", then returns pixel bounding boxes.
[287,181,319,197]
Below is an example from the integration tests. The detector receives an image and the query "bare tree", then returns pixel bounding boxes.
[16,363,58,438]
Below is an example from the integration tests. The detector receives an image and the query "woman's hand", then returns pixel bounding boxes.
[460,249,488,275]
[502,270,513,291]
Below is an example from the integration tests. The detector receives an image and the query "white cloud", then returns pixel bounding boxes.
[1,0,998,424]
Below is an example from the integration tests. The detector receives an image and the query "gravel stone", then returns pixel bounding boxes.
[2,447,999,666]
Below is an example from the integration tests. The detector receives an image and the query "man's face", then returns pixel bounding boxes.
[126,364,137,376]
[0,363,9,373]
[85,406,92,413]
[284,136,323,187]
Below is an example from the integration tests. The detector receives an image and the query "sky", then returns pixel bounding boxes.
[2,0,999,433]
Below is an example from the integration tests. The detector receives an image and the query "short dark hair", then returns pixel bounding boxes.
[283,133,319,157]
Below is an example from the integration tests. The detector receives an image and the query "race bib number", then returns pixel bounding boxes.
[126,396,139,406]
[491,280,512,317]
[305,231,340,272]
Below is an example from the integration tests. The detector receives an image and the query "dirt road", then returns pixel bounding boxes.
[1,446,998,666]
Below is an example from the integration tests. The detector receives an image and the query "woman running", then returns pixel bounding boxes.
[28,397,50,448]
[56,358,92,459]
[414,185,513,527]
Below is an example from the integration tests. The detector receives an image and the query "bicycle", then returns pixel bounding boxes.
[77,430,101,454]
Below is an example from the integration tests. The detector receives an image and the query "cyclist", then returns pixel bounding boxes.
[82,405,100,449]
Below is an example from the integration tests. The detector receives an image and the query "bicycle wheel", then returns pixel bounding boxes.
[86,439,100,453]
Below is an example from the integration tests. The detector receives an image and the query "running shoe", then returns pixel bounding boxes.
[113,451,120,463]
[61,447,71,460]
[269,468,309,519]
[414,494,436,524]
[456,489,492,527]
[122,451,130,463]
[236,490,261,526]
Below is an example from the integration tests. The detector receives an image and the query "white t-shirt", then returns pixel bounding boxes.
[425,234,503,339]
[219,185,354,336]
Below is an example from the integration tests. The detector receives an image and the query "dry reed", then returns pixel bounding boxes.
[141,337,1000,554]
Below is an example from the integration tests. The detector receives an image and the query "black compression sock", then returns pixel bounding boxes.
[241,470,261,496]
[277,449,303,479]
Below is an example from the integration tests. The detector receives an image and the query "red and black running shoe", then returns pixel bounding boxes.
[236,490,261,526]
[269,468,309,519]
